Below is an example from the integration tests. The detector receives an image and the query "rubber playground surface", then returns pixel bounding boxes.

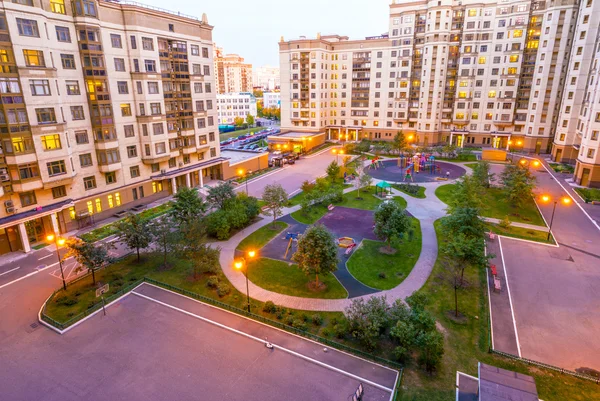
[364,159,466,183]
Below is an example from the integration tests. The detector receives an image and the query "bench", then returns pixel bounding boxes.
[113,210,128,218]
[328,204,335,211]
[488,231,496,240]
[493,276,502,292]
[131,204,147,212]
[260,205,271,213]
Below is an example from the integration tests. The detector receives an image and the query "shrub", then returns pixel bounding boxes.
[300,313,309,322]
[263,301,277,313]
[205,210,231,240]
[499,215,512,229]
[62,297,77,306]
[276,311,284,320]
[301,180,315,194]
[226,204,250,230]
[312,314,323,326]
[321,327,332,337]
[285,315,295,326]
[216,283,231,297]
[293,319,307,331]
[333,323,347,339]
[378,272,387,279]
[206,276,219,288]
[396,183,421,196]
[54,295,67,304]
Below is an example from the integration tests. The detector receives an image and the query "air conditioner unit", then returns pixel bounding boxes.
[160,169,167,174]
[5,206,14,214]
[0,174,9,182]
[4,200,13,208]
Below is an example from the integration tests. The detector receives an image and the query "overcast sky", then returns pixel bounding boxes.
[141,0,391,67]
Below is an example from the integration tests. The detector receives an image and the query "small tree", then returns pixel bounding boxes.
[442,206,486,241]
[151,216,178,268]
[262,183,288,227]
[169,187,207,228]
[233,116,245,127]
[417,330,445,373]
[442,232,492,285]
[344,296,390,350]
[471,161,494,188]
[66,238,113,286]
[207,182,236,209]
[373,201,411,252]
[179,219,220,279]
[500,164,536,208]
[446,175,484,213]
[246,114,255,127]
[300,180,315,194]
[392,131,407,155]
[115,212,153,263]
[326,160,341,182]
[441,256,465,318]
[292,224,338,287]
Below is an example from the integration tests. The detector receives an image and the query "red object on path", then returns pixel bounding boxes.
[490,264,498,276]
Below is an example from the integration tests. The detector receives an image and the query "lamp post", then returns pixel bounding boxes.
[332,148,344,163]
[47,233,66,290]
[234,250,256,312]
[540,195,572,241]
[237,168,249,195]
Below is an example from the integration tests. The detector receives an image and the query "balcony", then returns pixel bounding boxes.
[98,162,122,173]
[142,154,170,164]
[31,122,67,135]
[42,171,76,188]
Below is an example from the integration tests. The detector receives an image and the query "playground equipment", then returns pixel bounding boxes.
[284,232,301,259]
[375,180,392,197]
[369,156,384,169]
[338,237,357,256]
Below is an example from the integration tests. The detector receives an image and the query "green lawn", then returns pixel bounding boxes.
[575,187,600,202]
[548,162,575,174]
[392,183,426,198]
[435,184,545,226]
[220,127,264,141]
[79,202,172,242]
[347,218,421,290]
[304,141,338,155]
[484,223,555,245]
[436,154,478,162]
[464,163,478,170]
[236,221,288,252]
[397,219,599,400]
[245,257,347,299]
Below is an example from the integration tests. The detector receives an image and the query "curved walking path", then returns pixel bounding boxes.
[217,159,461,312]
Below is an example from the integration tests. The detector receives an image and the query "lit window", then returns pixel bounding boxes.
[87,200,93,214]
[513,29,523,38]
[468,9,477,16]
[488,90,496,98]
[115,192,121,206]
[509,55,519,63]
[478,56,486,64]
[95,198,102,212]
[108,194,114,208]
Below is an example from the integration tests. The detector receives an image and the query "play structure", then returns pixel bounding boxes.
[283,232,301,259]
[338,237,357,256]
[396,153,445,181]
[368,156,385,169]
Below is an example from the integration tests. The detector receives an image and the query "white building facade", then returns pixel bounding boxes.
[253,65,280,90]
[217,93,257,124]
[263,92,281,109]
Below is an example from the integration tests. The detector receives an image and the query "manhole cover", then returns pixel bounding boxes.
[30,322,38,329]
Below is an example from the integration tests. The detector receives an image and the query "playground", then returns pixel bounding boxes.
[364,156,466,183]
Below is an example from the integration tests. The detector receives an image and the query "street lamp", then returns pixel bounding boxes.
[47,233,67,290]
[332,148,344,163]
[234,249,257,312]
[237,168,249,195]
[540,195,572,241]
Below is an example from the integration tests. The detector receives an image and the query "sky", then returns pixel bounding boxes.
[140,0,391,67]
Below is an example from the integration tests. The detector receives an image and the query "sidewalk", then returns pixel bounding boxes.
[482,217,548,232]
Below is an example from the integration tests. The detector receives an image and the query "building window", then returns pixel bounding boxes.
[168,158,176,168]
[56,26,71,42]
[47,160,66,176]
[127,145,137,158]
[191,45,199,56]
[23,50,45,67]
[35,108,56,124]
[152,123,164,135]
[207,116,214,126]
[150,103,161,115]
[75,131,89,144]
[120,103,132,116]
[16,18,39,37]
[71,106,85,120]
[206,100,213,110]
[60,54,76,69]
[105,172,116,184]
[97,149,120,165]
[30,79,51,96]
[130,35,137,49]
[83,176,96,190]
[19,191,37,207]
[193,64,202,74]
[110,34,122,48]
[114,58,126,71]
[124,125,135,137]
[205,83,212,93]
[66,80,80,95]
[144,59,156,72]
[194,83,203,93]
[130,166,140,178]
[74,0,97,17]
[117,81,128,94]
[79,153,92,167]
[13,0,33,6]
[41,134,61,150]
[142,37,154,50]
[210,148,216,157]
[203,65,210,76]
[50,0,66,13]
[197,118,206,128]
[152,181,163,193]
[52,185,67,199]
[155,142,166,154]
[196,100,204,111]
[202,47,209,58]
[148,82,159,94]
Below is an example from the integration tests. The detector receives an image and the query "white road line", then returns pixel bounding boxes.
[0,266,20,277]
[0,256,74,289]
[496,234,559,248]
[132,290,394,393]
[498,236,522,357]
[484,246,495,351]
[38,254,54,261]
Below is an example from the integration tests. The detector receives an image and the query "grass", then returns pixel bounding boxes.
[548,162,575,174]
[303,141,338,156]
[245,257,348,299]
[575,187,600,202]
[436,154,478,162]
[347,218,421,290]
[236,221,288,252]
[233,167,278,184]
[32,243,49,250]
[79,202,172,242]
[484,222,555,244]
[435,184,545,226]
[392,183,426,198]
[464,163,478,170]
[290,187,408,224]
[219,126,264,141]
[397,219,600,401]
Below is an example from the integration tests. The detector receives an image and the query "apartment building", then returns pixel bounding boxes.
[217,92,257,125]
[263,91,281,109]
[213,46,253,94]
[0,0,225,255]
[279,0,578,153]
[253,65,280,91]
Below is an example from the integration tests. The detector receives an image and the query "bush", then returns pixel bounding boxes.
[62,297,77,306]
[312,314,323,326]
[321,327,332,337]
[206,276,219,288]
[216,283,231,297]
[300,313,309,322]
[293,319,307,331]
[333,323,347,339]
[54,295,67,304]
[263,301,277,313]
[285,315,295,326]
[205,210,231,240]
[226,203,250,230]
[499,215,512,229]
[396,183,421,196]
[301,180,315,194]
[378,272,387,279]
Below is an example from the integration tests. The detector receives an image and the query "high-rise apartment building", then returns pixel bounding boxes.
[0,0,227,255]
[217,92,257,124]
[253,65,280,91]
[280,0,600,186]
[214,46,253,94]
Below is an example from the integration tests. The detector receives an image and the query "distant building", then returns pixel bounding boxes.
[253,65,280,91]
[457,362,540,401]
[213,46,253,94]
[217,93,257,124]
[263,92,281,109]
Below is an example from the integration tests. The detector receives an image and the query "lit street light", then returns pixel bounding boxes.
[237,168,250,195]
[234,250,257,312]
[47,233,67,290]
[332,148,344,163]
[540,195,572,241]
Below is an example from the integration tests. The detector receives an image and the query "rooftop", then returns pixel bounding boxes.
[101,0,207,23]
[269,131,325,139]
[221,149,265,165]
[457,363,540,401]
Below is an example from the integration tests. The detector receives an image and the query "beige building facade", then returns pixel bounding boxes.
[253,65,280,91]
[213,46,253,94]
[0,0,227,255]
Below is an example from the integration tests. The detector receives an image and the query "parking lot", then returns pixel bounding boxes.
[2,283,397,401]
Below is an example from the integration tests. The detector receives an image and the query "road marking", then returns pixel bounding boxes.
[498,236,522,357]
[132,289,394,393]
[0,266,20,277]
[484,246,495,351]
[38,254,54,261]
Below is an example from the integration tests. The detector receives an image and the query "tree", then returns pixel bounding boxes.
[345,296,390,350]
[178,219,220,279]
[373,201,411,252]
[471,161,494,188]
[442,206,486,241]
[392,131,407,154]
[246,114,255,127]
[292,224,338,287]
[256,100,264,117]
[253,89,263,98]
[445,175,484,213]
[207,182,236,209]
[115,213,153,263]
[65,238,113,286]
[441,256,466,318]
[151,216,179,268]
[326,160,341,182]
[443,232,492,286]
[169,187,207,228]
[500,164,536,208]
[233,116,245,127]
[262,183,288,227]
[417,330,444,373]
